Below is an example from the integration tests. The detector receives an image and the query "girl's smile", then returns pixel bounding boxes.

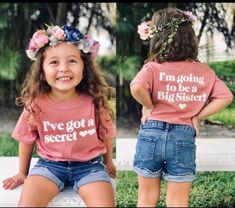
[56,76,73,81]
[42,42,84,101]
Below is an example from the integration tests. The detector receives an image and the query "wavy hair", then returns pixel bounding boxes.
[16,45,115,121]
[146,8,198,63]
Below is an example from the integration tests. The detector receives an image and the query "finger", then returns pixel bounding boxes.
[196,129,200,137]
[2,177,13,184]
[141,116,147,124]
[110,169,117,178]
[8,179,23,190]
[9,181,21,190]
[106,168,116,178]
[110,169,116,177]
[109,172,116,179]
[4,177,23,189]
[3,179,16,189]
[3,178,14,186]
[195,128,199,137]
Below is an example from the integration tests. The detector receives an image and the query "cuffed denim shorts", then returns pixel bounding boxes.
[28,155,111,192]
[133,120,196,182]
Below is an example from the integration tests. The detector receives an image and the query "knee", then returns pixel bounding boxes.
[18,198,47,207]
[166,198,188,208]
[138,191,160,207]
[18,199,33,207]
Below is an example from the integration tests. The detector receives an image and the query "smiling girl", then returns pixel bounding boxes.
[2,25,116,207]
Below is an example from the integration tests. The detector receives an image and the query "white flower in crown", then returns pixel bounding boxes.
[78,39,91,53]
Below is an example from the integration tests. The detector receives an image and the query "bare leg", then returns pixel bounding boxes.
[166,181,192,207]
[18,175,59,207]
[79,181,115,207]
[137,176,161,207]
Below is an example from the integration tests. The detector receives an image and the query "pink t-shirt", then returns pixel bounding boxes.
[130,61,233,126]
[12,93,116,162]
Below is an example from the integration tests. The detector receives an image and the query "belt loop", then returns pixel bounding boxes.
[165,123,170,132]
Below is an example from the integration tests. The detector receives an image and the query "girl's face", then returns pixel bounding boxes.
[42,42,84,100]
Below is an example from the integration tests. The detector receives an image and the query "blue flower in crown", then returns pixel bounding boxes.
[63,25,84,42]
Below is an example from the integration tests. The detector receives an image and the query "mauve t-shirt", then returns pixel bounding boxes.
[12,93,116,161]
[130,61,233,126]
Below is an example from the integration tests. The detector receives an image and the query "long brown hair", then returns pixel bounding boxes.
[146,8,198,63]
[16,44,115,120]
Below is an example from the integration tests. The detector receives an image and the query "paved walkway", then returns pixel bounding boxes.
[116,138,235,171]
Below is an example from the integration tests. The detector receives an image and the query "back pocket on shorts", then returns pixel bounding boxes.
[135,134,156,161]
[175,140,196,166]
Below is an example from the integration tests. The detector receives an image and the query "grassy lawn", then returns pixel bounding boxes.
[0,133,19,156]
[0,133,38,157]
[117,171,235,207]
[207,108,235,125]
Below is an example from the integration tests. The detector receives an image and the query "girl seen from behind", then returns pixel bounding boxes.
[130,8,233,207]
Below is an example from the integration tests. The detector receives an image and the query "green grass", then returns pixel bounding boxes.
[117,171,235,207]
[206,108,235,125]
[0,133,37,157]
[0,133,19,156]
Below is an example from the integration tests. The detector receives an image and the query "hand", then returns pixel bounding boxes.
[2,172,27,190]
[104,160,116,179]
[141,105,154,124]
[192,116,201,137]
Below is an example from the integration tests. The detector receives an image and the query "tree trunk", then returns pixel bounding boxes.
[56,3,67,25]
[168,3,177,8]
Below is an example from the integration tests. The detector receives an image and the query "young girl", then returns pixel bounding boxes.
[130,8,233,207]
[2,24,116,207]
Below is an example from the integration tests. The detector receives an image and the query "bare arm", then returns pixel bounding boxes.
[18,142,35,175]
[130,83,154,109]
[130,83,154,123]
[103,139,116,178]
[2,141,35,189]
[192,97,233,136]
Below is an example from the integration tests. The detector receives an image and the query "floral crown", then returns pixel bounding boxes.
[26,24,100,61]
[137,11,197,41]
[137,11,197,61]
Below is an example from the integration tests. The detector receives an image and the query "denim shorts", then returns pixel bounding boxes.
[28,155,111,192]
[133,120,196,182]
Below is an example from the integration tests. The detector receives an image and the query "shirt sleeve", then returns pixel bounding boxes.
[130,63,154,93]
[97,107,116,141]
[11,108,38,144]
[209,75,234,101]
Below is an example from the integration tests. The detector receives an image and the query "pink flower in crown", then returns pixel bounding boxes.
[90,41,100,58]
[184,11,197,21]
[137,21,152,40]
[29,30,49,50]
[47,26,65,46]
[47,26,65,40]
[86,35,100,58]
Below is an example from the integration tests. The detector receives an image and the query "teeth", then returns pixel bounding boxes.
[57,77,71,81]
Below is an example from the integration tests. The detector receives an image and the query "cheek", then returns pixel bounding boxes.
[77,67,84,79]
[43,69,55,81]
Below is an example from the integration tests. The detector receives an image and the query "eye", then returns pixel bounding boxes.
[49,60,58,65]
[69,59,77,63]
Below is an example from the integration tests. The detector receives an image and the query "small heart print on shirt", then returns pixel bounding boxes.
[79,130,87,137]
[179,103,186,109]
[79,129,96,137]
[88,129,96,135]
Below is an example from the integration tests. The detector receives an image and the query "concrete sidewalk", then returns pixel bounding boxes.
[116,138,235,171]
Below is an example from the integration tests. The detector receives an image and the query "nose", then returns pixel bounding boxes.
[58,62,69,73]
